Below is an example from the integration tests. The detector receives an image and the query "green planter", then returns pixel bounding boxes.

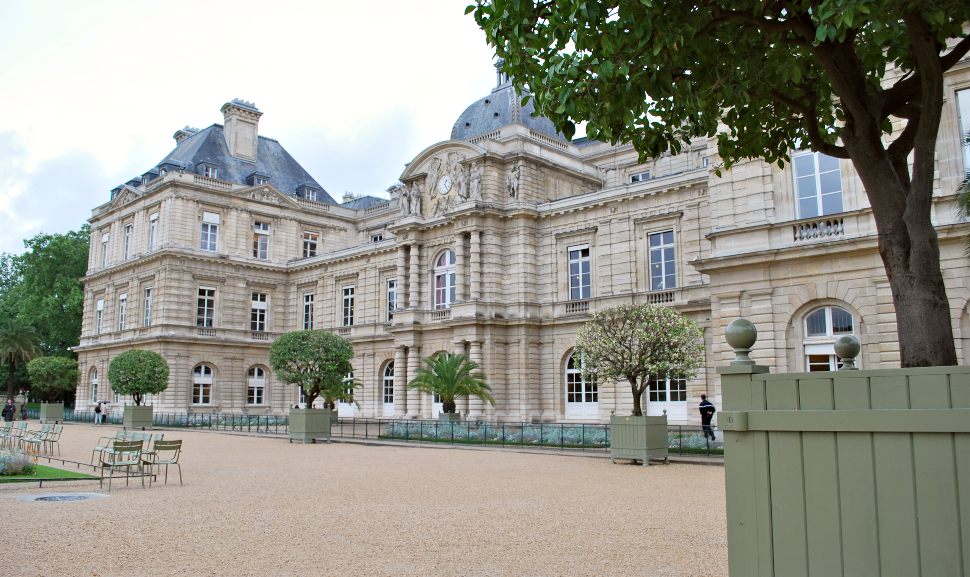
[610,414,668,466]
[39,402,64,424]
[123,405,154,430]
[438,412,461,423]
[289,408,333,444]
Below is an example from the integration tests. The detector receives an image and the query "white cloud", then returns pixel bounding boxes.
[0,0,499,253]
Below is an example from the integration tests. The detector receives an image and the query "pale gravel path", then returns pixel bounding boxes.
[3,422,727,577]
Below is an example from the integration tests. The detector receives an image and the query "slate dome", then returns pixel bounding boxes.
[450,63,562,141]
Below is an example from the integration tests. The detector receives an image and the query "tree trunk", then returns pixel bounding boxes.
[630,377,643,416]
[443,399,457,413]
[843,141,958,367]
[5,361,14,401]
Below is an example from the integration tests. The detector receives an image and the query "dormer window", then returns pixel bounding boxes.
[247,172,270,186]
[630,170,651,183]
[199,164,219,179]
[296,184,319,201]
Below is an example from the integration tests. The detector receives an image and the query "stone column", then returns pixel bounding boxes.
[406,345,421,418]
[468,340,484,418]
[396,245,407,311]
[454,233,465,302]
[409,243,421,309]
[454,340,469,415]
[393,346,406,417]
[470,231,481,301]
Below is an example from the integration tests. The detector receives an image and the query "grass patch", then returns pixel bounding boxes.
[0,464,98,484]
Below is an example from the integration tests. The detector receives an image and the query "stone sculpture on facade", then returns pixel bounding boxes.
[454,162,468,202]
[470,162,483,201]
[397,184,412,216]
[410,183,423,217]
[507,163,522,198]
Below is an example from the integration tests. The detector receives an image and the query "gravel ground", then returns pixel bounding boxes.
[3,422,727,577]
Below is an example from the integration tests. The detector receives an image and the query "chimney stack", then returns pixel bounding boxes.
[221,99,262,161]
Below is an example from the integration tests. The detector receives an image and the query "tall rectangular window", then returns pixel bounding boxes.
[100,233,109,267]
[958,89,970,172]
[253,221,270,260]
[386,278,397,322]
[147,212,158,251]
[341,286,355,327]
[793,152,843,218]
[143,287,153,327]
[302,293,314,330]
[200,212,219,252]
[95,298,104,335]
[302,231,318,258]
[648,231,676,290]
[197,287,215,327]
[117,293,127,331]
[123,224,133,260]
[250,292,267,332]
[567,245,591,300]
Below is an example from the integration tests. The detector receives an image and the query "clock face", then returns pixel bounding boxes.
[437,175,453,194]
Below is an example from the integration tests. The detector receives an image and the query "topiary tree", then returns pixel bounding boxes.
[576,303,704,417]
[107,349,169,406]
[407,352,494,414]
[26,356,78,402]
[269,330,354,409]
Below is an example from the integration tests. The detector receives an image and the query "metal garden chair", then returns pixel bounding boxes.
[142,439,182,486]
[98,439,145,491]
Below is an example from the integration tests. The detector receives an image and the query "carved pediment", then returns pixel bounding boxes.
[109,187,141,209]
[236,185,300,209]
[398,143,487,220]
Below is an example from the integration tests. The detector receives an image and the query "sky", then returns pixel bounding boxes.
[0,0,499,255]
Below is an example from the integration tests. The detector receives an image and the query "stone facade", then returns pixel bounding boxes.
[75,60,970,424]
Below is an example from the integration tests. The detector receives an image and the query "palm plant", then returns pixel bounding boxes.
[0,318,41,400]
[407,352,494,414]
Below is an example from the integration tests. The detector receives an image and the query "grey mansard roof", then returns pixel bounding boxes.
[340,195,389,210]
[450,81,563,142]
[136,124,336,204]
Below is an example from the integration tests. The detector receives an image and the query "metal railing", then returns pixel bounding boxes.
[40,409,722,456]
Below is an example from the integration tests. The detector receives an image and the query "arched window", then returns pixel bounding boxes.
[247,366,266,405]
[193,364,214,405]
[564,351,597,419]
[382,362,395,416]
[90,368,99,403]
[803,305,855,371]
[433,250,457,310]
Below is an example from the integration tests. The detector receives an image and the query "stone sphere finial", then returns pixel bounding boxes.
[725,318,758,366]
[834,335,861,370]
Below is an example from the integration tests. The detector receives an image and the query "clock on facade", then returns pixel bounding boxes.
[437,175,453,194]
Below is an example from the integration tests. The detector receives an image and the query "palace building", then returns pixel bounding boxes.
[74,62,970,424]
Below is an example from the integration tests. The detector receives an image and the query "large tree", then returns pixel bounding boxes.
[472,1,970,367]
[7,226,89,357]
[26,356,79,402]
[576,303,704,417]
[0,318,40,400]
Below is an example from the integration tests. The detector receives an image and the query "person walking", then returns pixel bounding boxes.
[94,402,103,424]
[699,394,716,441]
[1,399,14,422]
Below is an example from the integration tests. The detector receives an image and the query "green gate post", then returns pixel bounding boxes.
[718,319,772,577]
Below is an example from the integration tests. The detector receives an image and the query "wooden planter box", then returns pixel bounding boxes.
[438,412,461,423]
[39,403,64,424]
[610,414,668,466]
[123,405,154,430]
[289,408,333,444]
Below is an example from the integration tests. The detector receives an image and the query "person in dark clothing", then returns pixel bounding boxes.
[1,399,14,422]
[699,394,716,441]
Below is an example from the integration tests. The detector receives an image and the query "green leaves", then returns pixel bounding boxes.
[107,349,169,406]
[576,303,704,416]
[407,352,494,413]
[26,356,78,402]
[269,330,354,407]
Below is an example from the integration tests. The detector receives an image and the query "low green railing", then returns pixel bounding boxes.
[34,409,722,455]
